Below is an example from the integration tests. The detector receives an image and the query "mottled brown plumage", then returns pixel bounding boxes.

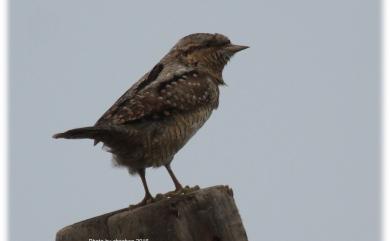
[53,33,248,206]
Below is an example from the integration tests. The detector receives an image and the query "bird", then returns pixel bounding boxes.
[53,33,248,206]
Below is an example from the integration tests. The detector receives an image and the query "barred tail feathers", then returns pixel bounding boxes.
[52,126,104,140]
[53,125,136,148]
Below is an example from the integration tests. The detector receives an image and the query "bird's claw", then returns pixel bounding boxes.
[129,196,154,209]
[156,185,201,200]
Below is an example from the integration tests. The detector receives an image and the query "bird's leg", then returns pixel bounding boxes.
[159,164,199,199]
[133,168,154,207]
[165,164,183,191]
[139,168,153,201]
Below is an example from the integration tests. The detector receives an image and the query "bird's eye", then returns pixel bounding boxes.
[183,50,190,57]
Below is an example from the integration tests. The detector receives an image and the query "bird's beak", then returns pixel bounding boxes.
[225,44,249,53]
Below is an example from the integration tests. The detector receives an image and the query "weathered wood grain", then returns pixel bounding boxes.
[56,185,248,241]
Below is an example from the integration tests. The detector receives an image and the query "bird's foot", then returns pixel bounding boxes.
[129,195,154,210]
[155,185,201,200]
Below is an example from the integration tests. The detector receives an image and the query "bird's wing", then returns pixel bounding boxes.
[95,64,164,126]
[95,69,218,126]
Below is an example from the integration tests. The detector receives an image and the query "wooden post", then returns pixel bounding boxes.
[56,185,248,241]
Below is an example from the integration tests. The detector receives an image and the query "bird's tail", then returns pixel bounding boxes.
[53,125,135,147]
[53,126,104,140]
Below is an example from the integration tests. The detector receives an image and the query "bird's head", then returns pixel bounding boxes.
[168,33,248,79]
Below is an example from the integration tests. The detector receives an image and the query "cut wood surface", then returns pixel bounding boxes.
[56,185,248,241]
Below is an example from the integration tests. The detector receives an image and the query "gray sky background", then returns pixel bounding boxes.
[10,1,380,241]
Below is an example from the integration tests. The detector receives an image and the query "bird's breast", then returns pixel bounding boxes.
[145,106,214,167]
